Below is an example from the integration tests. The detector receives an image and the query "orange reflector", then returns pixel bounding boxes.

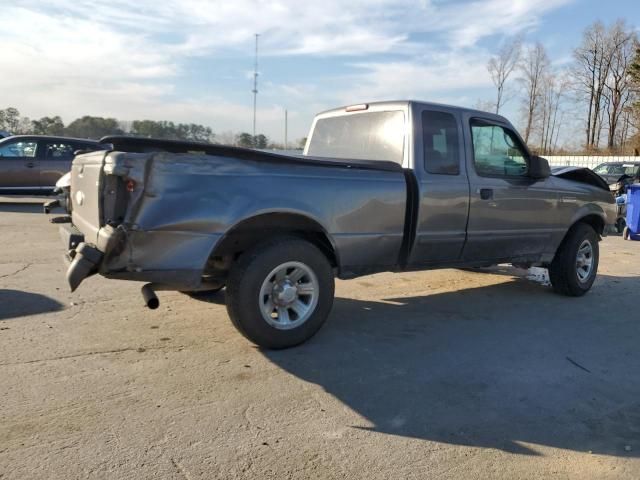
[345,104,369,112]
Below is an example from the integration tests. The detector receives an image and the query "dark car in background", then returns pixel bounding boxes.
[593,161,640,195]
[0,135,101,194]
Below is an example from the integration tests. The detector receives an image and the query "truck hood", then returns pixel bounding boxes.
[551,166,610,191]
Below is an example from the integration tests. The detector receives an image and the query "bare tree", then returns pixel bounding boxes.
[473,99,496,112]
[572,22,608,150]
[629,44,640,153]
[519,43,550,144]
[537,71,568,155]
[487,38,522,114]
[552,110,566,153]
[603,21,637,150]
[571,21,636,150]
[618,106,634,151]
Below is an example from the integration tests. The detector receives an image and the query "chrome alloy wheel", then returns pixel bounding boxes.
[258,261,319,330]
[575,239,594,283]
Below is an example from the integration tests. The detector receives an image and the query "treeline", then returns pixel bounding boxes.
[485,19,640,155]
[0,108,304,150]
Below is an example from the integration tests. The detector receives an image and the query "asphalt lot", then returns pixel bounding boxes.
[1,197,639,479]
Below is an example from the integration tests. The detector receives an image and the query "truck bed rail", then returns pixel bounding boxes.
[99,136,403,173]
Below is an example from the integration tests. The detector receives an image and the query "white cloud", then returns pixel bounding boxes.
[342,53,495,104]
[15,0,573,56]
[429,0,573,47]
[2,0,574,139]
[3,7,176,109]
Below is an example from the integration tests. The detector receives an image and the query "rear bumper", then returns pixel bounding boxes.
[67,243,103,292]
[59,224,103,291]
[60,222,211,292]
[59,223,84,254]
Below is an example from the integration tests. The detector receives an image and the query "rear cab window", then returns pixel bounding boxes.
[306,110,405,164]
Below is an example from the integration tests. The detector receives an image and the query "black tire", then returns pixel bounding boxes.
[225,236,335,349]
[615,217,626,234]
[549,223,599,297]
[623,226,630,240]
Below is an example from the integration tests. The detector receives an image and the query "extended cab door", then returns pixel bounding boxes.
[0,138,39,190]
[407,106,470,265]
[462,115,558,261]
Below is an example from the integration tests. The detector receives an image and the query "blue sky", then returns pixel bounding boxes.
[3,0,639,145]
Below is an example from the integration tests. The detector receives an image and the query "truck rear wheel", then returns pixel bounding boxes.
[549,223,599,296]
[225,236,335,349]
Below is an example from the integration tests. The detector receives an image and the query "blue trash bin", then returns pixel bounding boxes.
[625,184,640,240]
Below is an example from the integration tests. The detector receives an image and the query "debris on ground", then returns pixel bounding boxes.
[527,267,551,286]
[566,356,592,373]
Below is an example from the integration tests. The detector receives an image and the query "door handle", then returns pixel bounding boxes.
[479,188,493,200]
[26,162,35,168]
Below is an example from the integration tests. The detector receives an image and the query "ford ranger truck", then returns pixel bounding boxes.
[59,101,616,348]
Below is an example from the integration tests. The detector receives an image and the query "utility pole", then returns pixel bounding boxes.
[284,109,288,150]
[252,34,260,140]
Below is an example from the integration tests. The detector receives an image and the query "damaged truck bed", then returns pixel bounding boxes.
[60,100,616,348]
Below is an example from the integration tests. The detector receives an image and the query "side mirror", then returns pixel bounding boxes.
[529,155,550,179]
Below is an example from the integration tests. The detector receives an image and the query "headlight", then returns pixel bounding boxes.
[610,182,621,191]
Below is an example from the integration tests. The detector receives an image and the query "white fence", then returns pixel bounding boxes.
[543,155,640,169]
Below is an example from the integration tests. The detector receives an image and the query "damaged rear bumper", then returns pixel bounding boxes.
[59,224,103,291]
[60,221,217,292]
[66,243,103,292]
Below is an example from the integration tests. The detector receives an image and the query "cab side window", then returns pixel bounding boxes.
[423,110,460,175]
[45,142,75,160]
[470,120,528,177]
[0,140,37,158]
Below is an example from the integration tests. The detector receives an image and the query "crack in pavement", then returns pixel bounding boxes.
[0,263,33,279]
[0,344,178,367]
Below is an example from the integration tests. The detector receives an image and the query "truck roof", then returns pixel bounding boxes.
[316,100,509,124]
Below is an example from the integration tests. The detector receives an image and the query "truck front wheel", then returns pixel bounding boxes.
[225,236,335,349]
[549,223,599,296]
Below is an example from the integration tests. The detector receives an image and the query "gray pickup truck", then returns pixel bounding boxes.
[61,101,615,348]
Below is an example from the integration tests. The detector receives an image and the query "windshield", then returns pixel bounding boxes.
[593,163,640,176]
[306,111,405,164]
